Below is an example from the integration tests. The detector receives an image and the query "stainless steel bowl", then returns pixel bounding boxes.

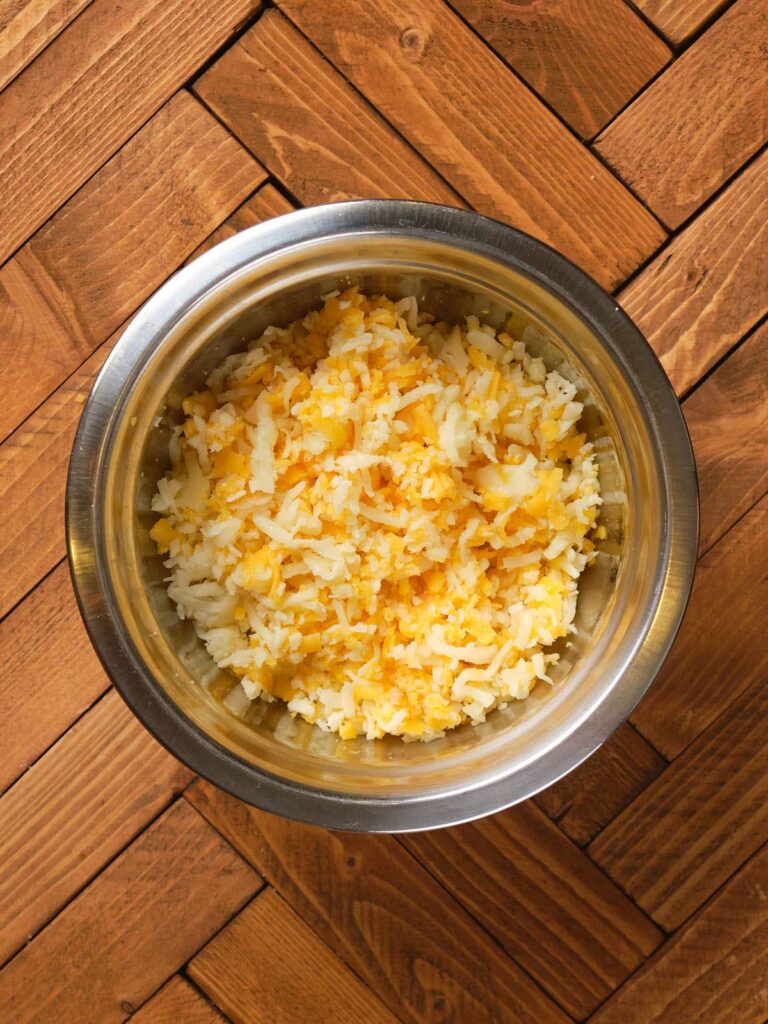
[67,201,698,832]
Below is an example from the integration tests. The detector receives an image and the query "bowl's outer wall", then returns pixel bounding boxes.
[66,201,698,831]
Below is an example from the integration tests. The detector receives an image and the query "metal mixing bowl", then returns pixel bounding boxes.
[67,201,698,832]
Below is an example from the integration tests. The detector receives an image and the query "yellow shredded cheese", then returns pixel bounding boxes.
[151,290,601,741]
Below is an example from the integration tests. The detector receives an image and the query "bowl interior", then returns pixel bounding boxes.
[95,229,667,805]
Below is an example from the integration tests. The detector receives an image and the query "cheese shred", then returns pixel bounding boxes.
[151,290,601,741]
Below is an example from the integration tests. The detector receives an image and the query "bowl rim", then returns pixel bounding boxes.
[66,199,698,832]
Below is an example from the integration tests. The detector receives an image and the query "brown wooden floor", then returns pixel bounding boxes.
[1,1,766,1021]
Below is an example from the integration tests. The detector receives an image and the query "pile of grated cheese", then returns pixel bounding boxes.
[151,289,601,741]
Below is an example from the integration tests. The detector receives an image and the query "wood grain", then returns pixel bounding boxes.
[596,0,768,227]
[590,676,768,929]
[0,183,281,621]
[131,977,226,1024]
[450,0,670,138]
[190,889,398,1024]
[276,0,665,290]
[634,0,732,45]
[685,321,768,553]
[0,800,259,1024]
[0,0,95,90]
[0,5,761,1019]
[196,12,463,208]
[0,563,109,792]
[0,335,117,619]
[0,689,192,964]
[631,496,768,759]
[619,151,768,395]
[0,0,261,262]
[534,723,666,845]
[187,184,296,262]
[185,782,570,1024]
[403,803,661,1018]
[592,844,768,1024]
[0,91,261,443]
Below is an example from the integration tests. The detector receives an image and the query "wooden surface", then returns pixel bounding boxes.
[447,0,671,139]
[0,2,766,1021]
[634,0,732,45]
[595,0,767,228]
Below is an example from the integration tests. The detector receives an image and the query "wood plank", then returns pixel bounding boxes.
[631,496,768,758]
[592,844,768,1024]
[634,0,732,46]
[403,803,661,1019]
[620,151,768,395]
[685,321,768,552]
[195,12,463,207]
[0,91,262,443]
[0,689,192,964]
[276,0,665,290]
[21,92,261,347]
[590,676,768,929]
[190,889,399,1024]
[131,977,226,1024]
[0,0,95,91]
[0,0,261,262]
[0,800,259,1023]
[534,723,666,845]
[0,183,281,621]
[185,782,570,1024]
[449,0,670,138]
[187,184,295,262]
[0,562,108,793]
[0,335,117,619]
[595,0,768,228]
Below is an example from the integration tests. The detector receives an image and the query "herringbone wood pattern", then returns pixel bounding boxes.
[1,1,766,1021]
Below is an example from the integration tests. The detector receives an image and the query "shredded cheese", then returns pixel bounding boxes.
[151,290,601,741]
